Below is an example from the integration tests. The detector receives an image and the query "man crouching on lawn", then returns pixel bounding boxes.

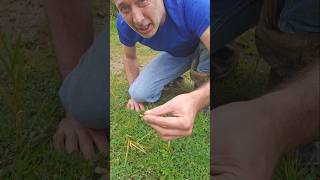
[114,0,210,141]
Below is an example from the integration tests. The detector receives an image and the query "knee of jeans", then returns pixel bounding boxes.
[70,104,107,130]
[59,83,108,129]
[129,83,153,103]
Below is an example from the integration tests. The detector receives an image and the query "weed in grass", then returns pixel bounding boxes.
[125,135,147,164]
[166,141,173,154]
[0,34,26,149]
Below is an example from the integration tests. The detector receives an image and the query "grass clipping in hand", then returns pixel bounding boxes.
[139,112,173,154]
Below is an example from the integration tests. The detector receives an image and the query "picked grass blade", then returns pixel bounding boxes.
[125,139,130,164]
[130,141,146,154]
[124,135,147,164]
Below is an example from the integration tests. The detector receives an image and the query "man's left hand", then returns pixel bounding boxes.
[143,93,198,141]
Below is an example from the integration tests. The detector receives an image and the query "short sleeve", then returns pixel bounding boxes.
[116,14,137,47]
[184,0,210,38]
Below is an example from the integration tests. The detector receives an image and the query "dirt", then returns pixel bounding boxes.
[0,0,46,42]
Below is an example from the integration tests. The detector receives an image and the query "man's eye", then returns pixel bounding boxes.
[120,5,130,14]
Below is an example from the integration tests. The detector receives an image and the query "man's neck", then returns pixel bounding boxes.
[159,0,167,27]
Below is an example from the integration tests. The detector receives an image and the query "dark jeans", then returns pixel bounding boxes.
[59,29,109,129]
[212,0,263,53]
[213,0,320,53]
[279,0,320,33]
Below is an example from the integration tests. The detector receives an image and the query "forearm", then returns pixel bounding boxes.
[124,57,139,85]
[255,62,319,153]
[46,0,93,79]
[189,81,210,111]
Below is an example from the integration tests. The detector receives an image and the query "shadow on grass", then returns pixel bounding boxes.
[0,34,108,179]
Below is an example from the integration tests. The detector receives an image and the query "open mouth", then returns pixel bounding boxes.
[137,24,152,35]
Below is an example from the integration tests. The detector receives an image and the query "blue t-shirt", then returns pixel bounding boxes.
[116,0,210,57]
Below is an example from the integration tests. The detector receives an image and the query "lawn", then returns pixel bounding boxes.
[109,17,211,179]
[108,13,320,179]
[0,34,108,180]
[0,0,108,179]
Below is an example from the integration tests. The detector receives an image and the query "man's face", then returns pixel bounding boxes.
[115,0,166,38]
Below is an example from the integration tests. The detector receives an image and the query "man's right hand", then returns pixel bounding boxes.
[126,98,144,112]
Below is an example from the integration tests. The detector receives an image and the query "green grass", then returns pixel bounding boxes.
[110,74,210,179]
[0,29,107,180]
[110,18,210,178]
[273,154,320,180]
[0,1,108,178]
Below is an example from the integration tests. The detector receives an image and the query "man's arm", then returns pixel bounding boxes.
[257,62,319,152]
[201,26,210,52]
[189,82,210,111]
[46,0,93,79]
[212,61,319,179]
[123,45,139,85]
[123,45,145,111]
[197,25,211,108]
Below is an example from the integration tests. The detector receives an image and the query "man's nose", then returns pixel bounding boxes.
[132,6,144,25]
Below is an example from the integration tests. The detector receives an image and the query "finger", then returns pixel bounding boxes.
[133,102,140,112]
[144,114,189,130]
[129,102,134,110]
[53,129,65,152]
[77,130,95,160]
[65,131,79,153]
[148,123,191,137]
[88,129,107,153]
[139,103,144,111]
[144,102,171,116]
[127,101,133,110]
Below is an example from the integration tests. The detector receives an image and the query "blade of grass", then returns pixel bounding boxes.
[125,139,130,164]
[138,130,153,142]
[130,141,146,154]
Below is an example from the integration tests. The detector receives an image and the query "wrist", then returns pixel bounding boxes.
[254,87,319,154]
[188,82,210,112]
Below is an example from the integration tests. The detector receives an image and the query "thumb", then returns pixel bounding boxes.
[145,102,172,116]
